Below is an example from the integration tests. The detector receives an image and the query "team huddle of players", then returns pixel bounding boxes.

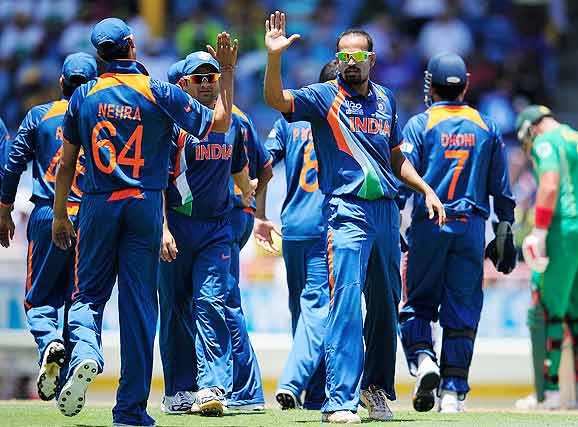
[0,9,577,427]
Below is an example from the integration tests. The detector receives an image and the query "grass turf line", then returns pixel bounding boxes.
[2,402,578,427]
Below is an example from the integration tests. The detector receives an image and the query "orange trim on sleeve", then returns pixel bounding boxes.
[106,188,144,201]
[327,229,335,304]
[243,207,256,215]
[41,100,69,122]
[285,91,295,113]
[390,142,403,152]
[262,157,273,169]
[199,110,216,141]
[174,129,187,177]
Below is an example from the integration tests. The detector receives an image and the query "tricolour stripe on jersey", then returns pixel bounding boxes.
[87,74,156,104]
[326,87,385,200]
[174,129,193,209]
[425,105,489,131]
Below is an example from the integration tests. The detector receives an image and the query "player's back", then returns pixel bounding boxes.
[6,100,83,203]
[68,61,177,194]
[266,118,325,239]
[402,101,506,221]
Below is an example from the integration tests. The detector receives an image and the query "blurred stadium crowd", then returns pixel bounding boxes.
[0,0,574,245]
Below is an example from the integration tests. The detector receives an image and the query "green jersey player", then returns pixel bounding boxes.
[517,105,578,409]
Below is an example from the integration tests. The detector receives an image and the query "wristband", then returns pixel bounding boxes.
[535,205,554,229]
[0,202,13,208]
[220,65,235,72]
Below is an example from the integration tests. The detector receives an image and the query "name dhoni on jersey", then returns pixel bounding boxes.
[441,133,476,147]
[97,103,142,121]
[348,117,391,136]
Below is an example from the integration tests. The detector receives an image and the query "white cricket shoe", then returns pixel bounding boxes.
[412,356,440,412]
[195,387,224,417]
[515,394,539,410]
[37,341,66,401]
[227,403,265,411]
[360,385,394,421]
[438,390,465,413]
[160,391,197,414]
[57,359,98,417]
[541,390,561,410]
[275,388,302,410]
[321,410,361,424]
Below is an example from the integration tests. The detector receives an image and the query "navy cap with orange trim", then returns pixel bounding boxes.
[91,18,132,56]
[62,52,97,86]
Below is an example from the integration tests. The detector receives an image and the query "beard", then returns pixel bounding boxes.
[342,66,368,85]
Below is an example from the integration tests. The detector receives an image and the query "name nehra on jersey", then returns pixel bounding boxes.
[98,103,142,121]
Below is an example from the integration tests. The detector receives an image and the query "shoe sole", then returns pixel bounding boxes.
[276,392,297,410]
[413,371,440,412]
[200,399,223,417]
[37,344,66,401]
[58,360,98,417]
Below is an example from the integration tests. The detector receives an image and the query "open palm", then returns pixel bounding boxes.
[265,11,300,54]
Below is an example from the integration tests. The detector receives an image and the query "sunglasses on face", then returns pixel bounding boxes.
[336,51,371,63]
[185,73,221,84]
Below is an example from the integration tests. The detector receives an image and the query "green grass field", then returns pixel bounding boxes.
[2,402,578,427]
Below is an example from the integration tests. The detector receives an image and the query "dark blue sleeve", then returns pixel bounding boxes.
[1,108,39,204]
[265,118,287,167]
[395,115,426,209]
[282,84,326,123]
[0,118,9,187]
[488,125,516,223]
[231,118,248,175]
[151,79,214,141]
[400,115,425,173]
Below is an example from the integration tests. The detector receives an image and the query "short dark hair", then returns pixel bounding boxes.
[432,83,466,102]
[336,29,373,52]
[62,76,89,98]
[98,44,131,63]
[319,60,338,83]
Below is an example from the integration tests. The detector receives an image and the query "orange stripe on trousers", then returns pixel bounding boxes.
[327,229,335,304]
[24,242,33,310]
[72,229,80,300]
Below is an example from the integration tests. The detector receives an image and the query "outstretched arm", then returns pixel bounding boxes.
[264,11,300,113]
[391,148,446,226]
[207,32,238,133]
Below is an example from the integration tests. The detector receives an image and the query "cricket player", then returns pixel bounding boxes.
[256,60,338,411]
[158,52,256,416]
[0,53,97,401]
[224,100,271,412]
[398,53,516,413]
[264,11,446,423]
[50,18,236,427]
[518,105,578,409]
[0,117,10,187]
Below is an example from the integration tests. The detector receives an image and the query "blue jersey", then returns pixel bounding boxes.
[0,117,10,188]
[230,106,272,211]
[1,100,84,205]
[284,74,403,200]
[63,60,214,194]
[166,112,248,219]
[400,101,515,222]
[265,118,325,240]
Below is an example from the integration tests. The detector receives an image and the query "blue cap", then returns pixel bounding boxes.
[184,51,220,74]
[62,52,97,85]
[91,18,132,56]
[167,59,187,84]
[427,53,467,86]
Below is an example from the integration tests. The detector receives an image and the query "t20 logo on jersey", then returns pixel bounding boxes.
[344,100,364,115]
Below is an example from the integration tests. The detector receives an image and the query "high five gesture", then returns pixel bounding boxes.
[265,11,300,55]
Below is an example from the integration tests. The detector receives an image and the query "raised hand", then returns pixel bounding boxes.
[207,32,239,69]
[0,207,15,248]
[265,11,300,55]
